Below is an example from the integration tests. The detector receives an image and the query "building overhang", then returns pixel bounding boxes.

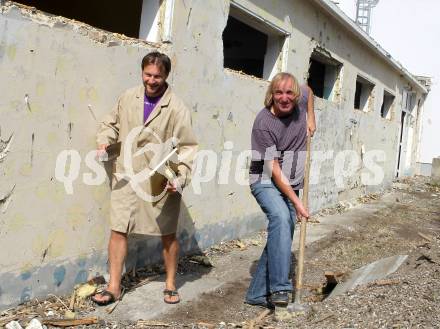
[311,0,429,94]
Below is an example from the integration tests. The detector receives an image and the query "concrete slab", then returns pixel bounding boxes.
[293,197,393,249]
[94,275,224,321]
[328,255,408,299]
[432,158,440,184]
[93,244,264,322]
[392,182,411,190]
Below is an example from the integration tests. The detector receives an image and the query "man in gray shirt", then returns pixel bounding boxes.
[246,72,315,308]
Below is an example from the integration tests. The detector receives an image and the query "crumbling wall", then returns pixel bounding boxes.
[0,3,167,308]
[0,1,269,309]
[0,0,426,309]
[405,92,425,177]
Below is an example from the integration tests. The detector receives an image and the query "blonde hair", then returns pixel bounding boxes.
[264,72,301,108]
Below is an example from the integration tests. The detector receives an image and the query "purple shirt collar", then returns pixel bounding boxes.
[143,93,162,123]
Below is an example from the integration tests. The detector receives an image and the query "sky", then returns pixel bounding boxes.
[335,0,440,163]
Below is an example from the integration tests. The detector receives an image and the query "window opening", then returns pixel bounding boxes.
[307,51,342,101]
[223,6,288,80]
[403,91,416,113]
[139,0,163,42]
[14,0,165,41]
[381,90,395,119]
[223,16,268,78]
[354,75,374,111]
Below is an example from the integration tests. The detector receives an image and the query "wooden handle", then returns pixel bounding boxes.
[295,134,312,303]
[302,135,312,209]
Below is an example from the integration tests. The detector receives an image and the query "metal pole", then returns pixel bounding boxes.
[355,0,380,34]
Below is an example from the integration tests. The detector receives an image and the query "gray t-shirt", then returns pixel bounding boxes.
[249,85,308,189]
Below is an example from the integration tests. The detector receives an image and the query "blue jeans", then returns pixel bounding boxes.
[246,180,298,305]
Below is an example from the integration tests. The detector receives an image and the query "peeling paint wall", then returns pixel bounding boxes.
[0,0,426,308]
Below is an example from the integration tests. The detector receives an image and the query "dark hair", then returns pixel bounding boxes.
[141,51,171,76]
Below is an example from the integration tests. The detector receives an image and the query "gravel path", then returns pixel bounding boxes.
[2,177,439,329]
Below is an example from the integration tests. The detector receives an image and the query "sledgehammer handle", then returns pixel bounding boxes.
[295,134,312,303]
[302,135,311,213]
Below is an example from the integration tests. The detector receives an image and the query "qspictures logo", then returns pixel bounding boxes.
[55,126,387,200]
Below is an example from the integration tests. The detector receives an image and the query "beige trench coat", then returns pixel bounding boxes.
[96,85,198,235]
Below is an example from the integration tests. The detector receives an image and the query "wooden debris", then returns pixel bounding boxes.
[312,314,335,324]
[248,308,272,329]
[68,290,76,311]
[235,240,247,250]
[47,294,69,310]
[0,293,96,328]
[64,310,76,319]
[136,320,170,327]
[42,317,98,327]
[415,253,438,266]
[34,307,46,318]
[250,239,262,246]
[188,255,213,267]
[418,232,433,242]
[197,322,215,328]
[370,279,400,287]
[131,274,160,290]
[0,314,21,327]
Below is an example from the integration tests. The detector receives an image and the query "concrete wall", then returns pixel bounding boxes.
[0,0,426,308]
[416,162,432,177]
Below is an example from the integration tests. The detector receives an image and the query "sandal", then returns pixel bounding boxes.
[91,290,119,306]
[163,289,180,304]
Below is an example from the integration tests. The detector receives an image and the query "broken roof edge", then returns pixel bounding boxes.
[224,68,268,83]
[2,1,165,50]
[414,76,432,92]
[311,0,429,95]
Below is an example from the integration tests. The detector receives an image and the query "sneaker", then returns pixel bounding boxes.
[245,299,275,309]
[270,291,289,307]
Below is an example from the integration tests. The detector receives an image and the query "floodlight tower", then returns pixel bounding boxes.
[355,0,379,34]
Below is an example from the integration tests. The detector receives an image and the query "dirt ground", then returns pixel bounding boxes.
[1,176,439,328]
[156,176,440,328]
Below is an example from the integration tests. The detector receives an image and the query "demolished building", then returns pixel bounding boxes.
[0,0,430,309]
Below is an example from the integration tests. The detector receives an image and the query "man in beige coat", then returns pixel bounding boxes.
[93,52,198,305]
